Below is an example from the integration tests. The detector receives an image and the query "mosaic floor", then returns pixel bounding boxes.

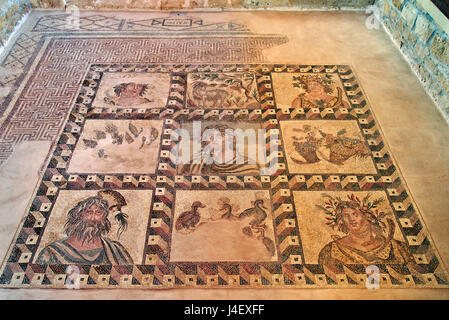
[0,10,448,294]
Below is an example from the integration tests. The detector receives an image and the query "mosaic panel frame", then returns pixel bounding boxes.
[0,63,447,289]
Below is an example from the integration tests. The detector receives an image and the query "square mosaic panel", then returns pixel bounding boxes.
[0,64,447,289]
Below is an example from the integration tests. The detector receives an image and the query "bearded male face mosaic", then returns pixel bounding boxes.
[34,190,153,265]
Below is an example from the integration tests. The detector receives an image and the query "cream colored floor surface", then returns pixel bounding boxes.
[0,9,448,299]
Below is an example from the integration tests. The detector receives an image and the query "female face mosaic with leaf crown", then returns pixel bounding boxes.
[340,206,370,234]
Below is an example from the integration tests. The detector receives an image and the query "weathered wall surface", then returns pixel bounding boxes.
[1,0,66,49]
[0,0,376,49]
[63,0,241,10]
[377,0,449,120]
[243,0,374,9]
[62,0,375,10]
[2,0,377,12]
[0,0,34,47]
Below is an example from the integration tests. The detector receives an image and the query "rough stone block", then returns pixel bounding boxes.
[7,14,19,32]
[431,78,442,94]
[0,17,6,33]
[414,14,434,43]
[397,17,404,31]
[403,26,417,45]
[383,0,391,17]
[390,5,397,20]
[30,0,41,7]
[437,72,449,94]
[401,3,418,27]
[414,41,429,61]
[40,0,66,8]
[392,0,403,9]
[5,4,19,21]
[424,57,438,75]
[430,34,449,65]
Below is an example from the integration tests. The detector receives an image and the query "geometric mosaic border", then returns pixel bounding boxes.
[0,64,447,288]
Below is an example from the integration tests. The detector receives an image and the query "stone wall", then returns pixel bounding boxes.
[0,0,34,47]
[0,0,376,49]
[243,0,374,9]
[62,0,375,10]
[62,0,241,10]
[0,0,66,49]
[3,0,376,11]
[377,0,449,120]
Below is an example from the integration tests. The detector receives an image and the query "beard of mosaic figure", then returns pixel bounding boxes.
[64,198,112,249]
[318,197,413,265]
[35,197,133,265]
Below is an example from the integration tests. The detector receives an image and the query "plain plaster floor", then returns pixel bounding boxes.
[0,9,448,299]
